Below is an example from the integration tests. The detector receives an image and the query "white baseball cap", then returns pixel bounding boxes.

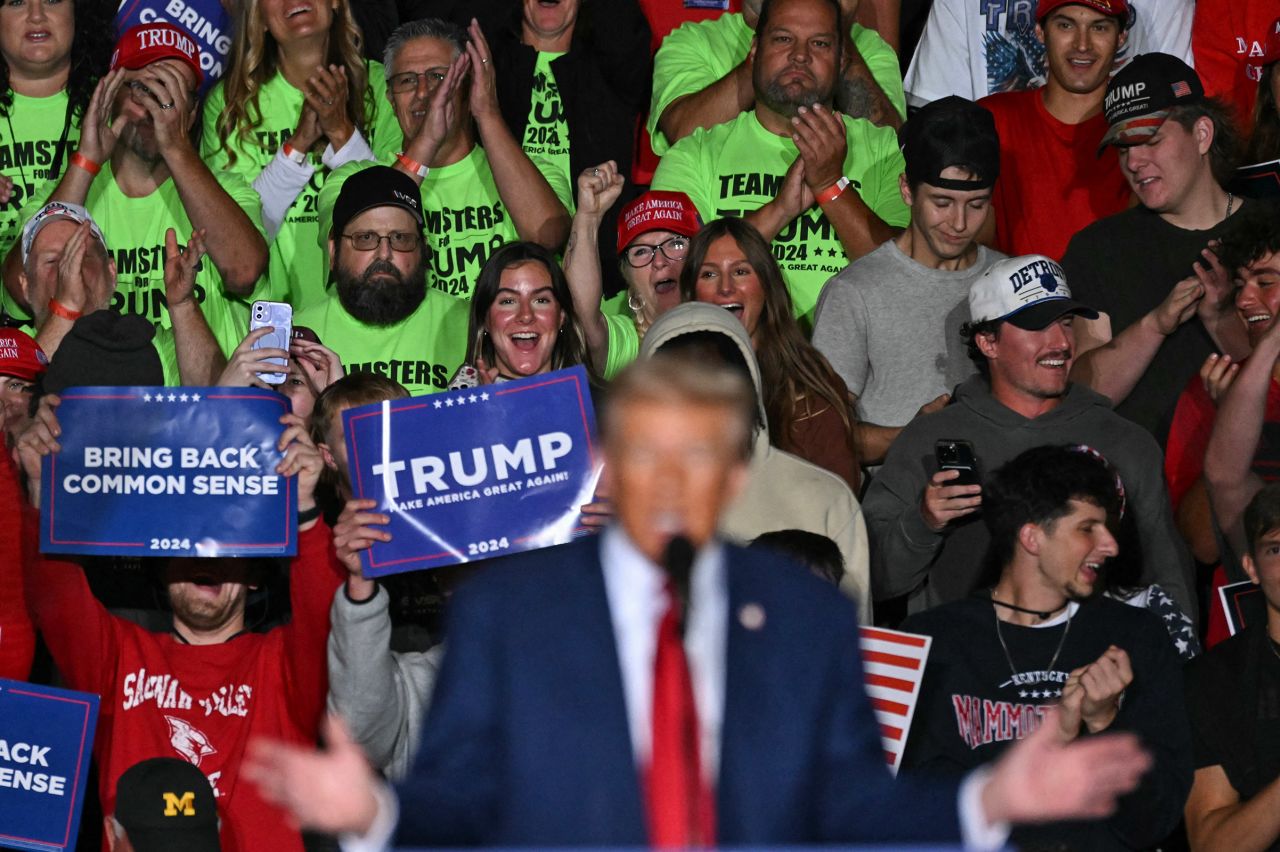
[969,254,1098,330]
[20,201,108,263]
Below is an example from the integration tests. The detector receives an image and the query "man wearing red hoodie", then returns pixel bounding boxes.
[0,328,45,681]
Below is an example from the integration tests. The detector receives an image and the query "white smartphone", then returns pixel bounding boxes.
[249,300,293,385]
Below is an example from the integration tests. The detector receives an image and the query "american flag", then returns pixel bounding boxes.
[859,626,933,775]
[1172,81,1193,98]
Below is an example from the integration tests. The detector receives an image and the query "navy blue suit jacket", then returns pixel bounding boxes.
[393,536,962,846]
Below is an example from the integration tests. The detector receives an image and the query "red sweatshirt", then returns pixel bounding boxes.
[12,454,344,852]
[0,444,34,680]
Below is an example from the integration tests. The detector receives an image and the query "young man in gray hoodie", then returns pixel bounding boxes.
[863,254,1195,622]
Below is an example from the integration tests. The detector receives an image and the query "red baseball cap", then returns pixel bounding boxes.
[111,23,204,86]
[1262,17,1280,66]
[616,191,701,253]
[1037,0,1129,23]
[0,329,49,382]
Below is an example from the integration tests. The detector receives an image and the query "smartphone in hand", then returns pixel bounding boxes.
[249,300,293,385]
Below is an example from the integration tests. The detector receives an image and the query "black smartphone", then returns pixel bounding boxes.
[935,439,980,487]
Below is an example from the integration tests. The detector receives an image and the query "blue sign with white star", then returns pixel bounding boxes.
[343,367,601,576]
[40,387,297,558]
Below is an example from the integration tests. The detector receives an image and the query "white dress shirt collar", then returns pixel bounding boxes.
[599,526,728,784]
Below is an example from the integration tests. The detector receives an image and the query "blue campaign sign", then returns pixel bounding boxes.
[0,679,99,852]
[344,366,601,577]
[41,387,297,558]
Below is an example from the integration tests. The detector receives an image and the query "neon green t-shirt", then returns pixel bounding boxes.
[648,13,906,155]
[58,161,259,365]
[294,287,469,396]
[0,90,81,324]
[651,110,908,329]
[320,148,520,301]
[522,52,574,214]
[601,290,630,318]
[200,63,403,311]
[603,312,640,380]
[153,328,180,385]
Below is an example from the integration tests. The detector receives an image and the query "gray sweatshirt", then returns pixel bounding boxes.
[862,376,1196,621]
[812,240,1001,427]
[327,585,444,781]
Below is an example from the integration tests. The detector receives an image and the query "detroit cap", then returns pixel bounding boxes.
[113,757,220,852]
[969,254,1098,330]
[901,96,1000,191]
[111,22,204,86]
[330,165,425,238]
[1100,53,1205,150]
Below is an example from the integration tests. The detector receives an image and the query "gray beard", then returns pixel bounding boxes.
[755,76,828,119]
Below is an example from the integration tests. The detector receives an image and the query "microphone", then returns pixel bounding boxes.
[663,535,695,637]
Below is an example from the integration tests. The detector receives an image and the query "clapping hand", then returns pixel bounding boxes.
[51,221,113,320]
[163,228,206,309]
[1151,276,1205,336]
[1058,646,1133,739]
[793,103,847,194]
[304,65,354,150]
[78,69,131,165]
[465,18,500,120]
[404,52,469,168]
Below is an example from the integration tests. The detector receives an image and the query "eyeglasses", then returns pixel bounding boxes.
[388,69,448,94]
[341,231,422,252]
[623,236,689,268]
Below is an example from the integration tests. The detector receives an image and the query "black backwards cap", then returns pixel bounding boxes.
[900,96,1001,191]
[330,165,425,237]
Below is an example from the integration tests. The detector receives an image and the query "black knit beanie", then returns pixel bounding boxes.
[43,310,164,394]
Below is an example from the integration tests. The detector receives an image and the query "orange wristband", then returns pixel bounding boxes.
[396,152,429,179]
[816,176,851,205]
[70,152,101,177]
[48,299,83,321]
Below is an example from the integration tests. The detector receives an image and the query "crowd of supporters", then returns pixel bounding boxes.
[5,0,1280,848]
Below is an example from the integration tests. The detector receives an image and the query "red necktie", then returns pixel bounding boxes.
[647,584,715,848]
